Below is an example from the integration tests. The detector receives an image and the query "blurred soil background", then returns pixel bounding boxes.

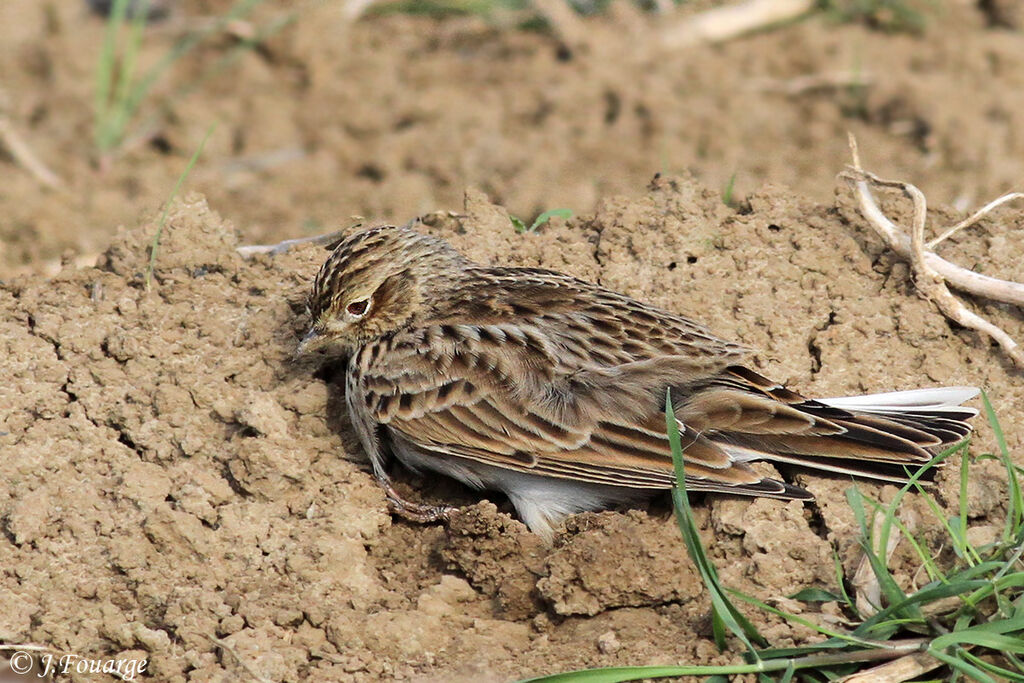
[3,0,1024,275]
[2,0,1024,681]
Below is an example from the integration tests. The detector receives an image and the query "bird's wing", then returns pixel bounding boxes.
[673,366,976,484]
[358,324,808,497]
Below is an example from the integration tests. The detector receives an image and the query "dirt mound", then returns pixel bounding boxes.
[2,178,1020,681]
[5,2,1024,279]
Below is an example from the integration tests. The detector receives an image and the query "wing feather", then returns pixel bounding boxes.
[356,319,976,504]
[360,325,784,495]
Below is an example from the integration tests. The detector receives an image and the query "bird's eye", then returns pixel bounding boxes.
[346,299,370,317]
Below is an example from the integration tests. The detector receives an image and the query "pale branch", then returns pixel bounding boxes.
[235,212,461,259]
[235,230,345,258]
[841,134,1024,368]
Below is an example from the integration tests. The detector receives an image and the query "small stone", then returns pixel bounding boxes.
[596,630,621,654]
[219,614,245,636]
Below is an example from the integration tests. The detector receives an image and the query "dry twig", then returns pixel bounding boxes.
[660,0,814,48]
[841,133,1024,368]
[0,116,63,189]
[839,649,942,683]
[753,70,873,96]
[205,635,274,683]
[236,212,464,259]
[236,230,346,258]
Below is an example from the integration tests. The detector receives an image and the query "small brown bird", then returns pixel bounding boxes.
[300,224,978,541]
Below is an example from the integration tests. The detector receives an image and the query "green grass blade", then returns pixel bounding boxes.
[846,487,911,618]
[110,0,150,141]
[722,172,737,207]
[126,0,265,120]
[959,649,1024,681]
[952,560,1011,583]
[145,125,215,290]
[516,662,775,682]
[981,391,1024,545]
[994,545,1024,582]
[666,390,767,652]
[95,0,131,149]
[852,579,989,640]
[927,647,998,683]
[528,208,572,232]
[932,629,1024,653]
[726,589,881,646]
[863,496,945,583]
[959,441,972,558]
[789,587,845,603]
[831,547,858,615]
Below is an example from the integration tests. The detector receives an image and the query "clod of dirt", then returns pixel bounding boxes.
[2,178,1020,681]
[539,510,703,617]
[443,502,548,620]
[709,498,833,595]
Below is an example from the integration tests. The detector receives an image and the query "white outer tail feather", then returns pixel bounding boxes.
[818,386,980,415]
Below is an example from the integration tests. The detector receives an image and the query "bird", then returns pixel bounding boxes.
[298,224,979,541]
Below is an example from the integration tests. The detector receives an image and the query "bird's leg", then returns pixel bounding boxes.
[375,473,456,523]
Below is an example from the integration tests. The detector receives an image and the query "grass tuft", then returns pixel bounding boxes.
[94,0,279,164]
[512,208,573,234]
[722,172,738,208]
[664,389,767,654]
[521,389,1023,682]
[95,0,150,157]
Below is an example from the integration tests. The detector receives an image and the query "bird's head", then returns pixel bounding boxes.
[299,224,465,354]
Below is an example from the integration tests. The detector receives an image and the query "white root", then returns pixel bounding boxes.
[841,133,1024,368]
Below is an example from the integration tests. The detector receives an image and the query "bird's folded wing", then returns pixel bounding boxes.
[362,347,800,495]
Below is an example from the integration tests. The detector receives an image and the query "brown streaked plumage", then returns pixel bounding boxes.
[300,224,978,541]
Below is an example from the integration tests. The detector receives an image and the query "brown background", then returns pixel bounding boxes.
[1,1,1022,681]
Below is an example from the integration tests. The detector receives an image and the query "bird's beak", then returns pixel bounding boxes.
[295,328,324,357]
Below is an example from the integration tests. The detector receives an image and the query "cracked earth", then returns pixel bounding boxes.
[2,178,1021,681]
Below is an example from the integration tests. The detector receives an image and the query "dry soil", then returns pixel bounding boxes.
[2,1,1024,681]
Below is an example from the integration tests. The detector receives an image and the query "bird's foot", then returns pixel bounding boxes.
[377,475,456,523]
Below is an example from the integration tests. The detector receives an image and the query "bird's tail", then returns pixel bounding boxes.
[700,368,978,486]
